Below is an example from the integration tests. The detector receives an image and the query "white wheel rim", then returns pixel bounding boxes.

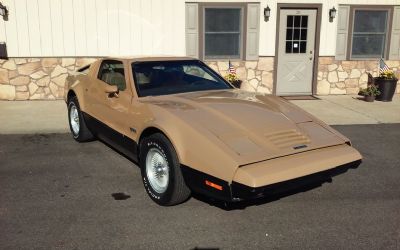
[69,104,80,136]
[145,148,169,193]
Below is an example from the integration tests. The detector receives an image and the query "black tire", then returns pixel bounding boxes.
[139,133,191,206]
[67,96,94,142]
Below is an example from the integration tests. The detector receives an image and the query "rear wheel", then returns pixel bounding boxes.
[139,133,191,206]
[67,96,94,142]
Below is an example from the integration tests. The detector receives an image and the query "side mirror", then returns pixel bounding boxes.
[104,84,118,94]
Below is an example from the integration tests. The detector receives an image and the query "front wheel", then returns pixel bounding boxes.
[67,96,94,142]
[139,133,191,206]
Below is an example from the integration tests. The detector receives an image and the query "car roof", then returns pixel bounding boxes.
[103,56,197,63]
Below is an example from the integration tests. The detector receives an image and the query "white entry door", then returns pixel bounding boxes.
[276,9,317,95]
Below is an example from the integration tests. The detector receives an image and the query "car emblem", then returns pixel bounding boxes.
[293,144,308,150]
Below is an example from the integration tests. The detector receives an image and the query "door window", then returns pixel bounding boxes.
[285,15,308,53]
[98,60,126,91]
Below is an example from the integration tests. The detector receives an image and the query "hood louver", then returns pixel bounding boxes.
[264,129,310,149]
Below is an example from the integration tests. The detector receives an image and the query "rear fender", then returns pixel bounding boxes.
[65,74,90,112]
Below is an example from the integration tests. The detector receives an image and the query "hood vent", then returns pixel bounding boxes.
[264,129,310,149]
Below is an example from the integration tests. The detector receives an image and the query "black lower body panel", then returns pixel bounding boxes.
[181,165,232,201]
[82,112,138,162]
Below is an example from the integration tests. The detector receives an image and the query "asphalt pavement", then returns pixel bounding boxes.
[0,124,399,249]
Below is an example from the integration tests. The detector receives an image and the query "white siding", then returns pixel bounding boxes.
[50,0,65,56]
[37,0,53,56]
[130,0,142,55]
[14,0,30,56]
[96,0,108,56]
[26,0,42,56]
[61,0,76,56]
[106,0,119,55]
[1,0,187,57]
[72,0,87,56]
[0,0,398,57]
[140,0,152,55]
[85,0,98,56]
[118,0,131,55]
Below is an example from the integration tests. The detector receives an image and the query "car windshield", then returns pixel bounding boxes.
[132,60,232,97]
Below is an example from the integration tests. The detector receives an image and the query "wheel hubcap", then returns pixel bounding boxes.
[145,148,169,193]
[69,104,80,135]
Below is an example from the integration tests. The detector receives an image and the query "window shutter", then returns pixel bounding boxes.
[389,6,400,60]
[245,3,260,60]
[185,3,199,58]
[335,5,350,60]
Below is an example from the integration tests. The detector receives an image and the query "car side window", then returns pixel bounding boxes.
[98,60,126,91]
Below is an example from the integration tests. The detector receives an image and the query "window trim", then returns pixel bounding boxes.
[348,5,393,60]
[198,2,248,61]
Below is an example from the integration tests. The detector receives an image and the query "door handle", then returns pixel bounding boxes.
[108,92,119,98]
[309,57,313,60]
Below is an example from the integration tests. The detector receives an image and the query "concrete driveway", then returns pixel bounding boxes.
[1,124,399,249]
[291,95,400,125]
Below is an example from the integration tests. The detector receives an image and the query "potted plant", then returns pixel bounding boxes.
[359,84,381,102]
[224,73,242,88]
[374,70,398,102]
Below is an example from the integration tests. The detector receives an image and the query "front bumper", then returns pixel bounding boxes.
[233,144,362,188]
[230,144,362,201]
[231,160,361,201]
[182,144,362,202]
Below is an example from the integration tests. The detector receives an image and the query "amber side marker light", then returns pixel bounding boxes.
[205,180,223,190]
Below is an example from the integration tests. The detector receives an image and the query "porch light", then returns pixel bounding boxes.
[329,7,337,19]
[264,6,271,22]
[0,2,8,18]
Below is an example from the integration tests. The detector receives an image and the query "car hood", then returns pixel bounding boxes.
[142,89,345,165]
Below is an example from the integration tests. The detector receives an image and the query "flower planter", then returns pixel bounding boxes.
[230,80,242,89]
[374,77,398,102]
[364,95,376,102]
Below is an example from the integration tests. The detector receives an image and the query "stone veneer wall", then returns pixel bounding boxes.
[0,57,274,100]
[0,58,97,100]
[206,57,274,94]
[0,56,399,100]
[317,57,400,95]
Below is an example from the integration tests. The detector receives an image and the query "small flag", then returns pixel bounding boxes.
[228,60,236,75]
[379,58,390,74]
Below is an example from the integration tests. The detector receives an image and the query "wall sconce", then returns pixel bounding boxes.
[329,7,336,22]
[0,42,7,59]
[0,2,9,20]
[264,6,271,22]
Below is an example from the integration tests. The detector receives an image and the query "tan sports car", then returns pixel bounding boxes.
[65,57,362,206]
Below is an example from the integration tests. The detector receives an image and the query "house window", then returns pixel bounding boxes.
[203,7,243,59]
[185,3,260,60]
[351,9,389,59]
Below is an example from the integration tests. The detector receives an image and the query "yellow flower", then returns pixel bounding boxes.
[379,70,396,79]
[224,73,239,83]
